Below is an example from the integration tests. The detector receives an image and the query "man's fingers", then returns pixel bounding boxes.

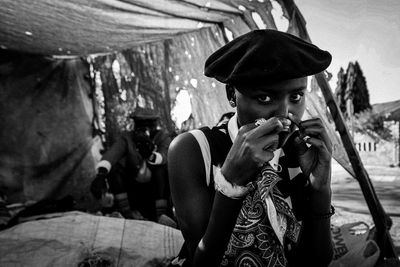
[299,117,323,127]
[293,135,309,156]
[238,122,259,134]
[303,136,331,159]
[301,126,332,154]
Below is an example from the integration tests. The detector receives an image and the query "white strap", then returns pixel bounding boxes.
[189,130,211,186]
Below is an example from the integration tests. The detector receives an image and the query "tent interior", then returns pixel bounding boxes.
[0,0,397,265]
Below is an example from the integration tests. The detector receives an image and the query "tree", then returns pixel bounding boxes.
[334,61,392,140]
[334,61,371,117]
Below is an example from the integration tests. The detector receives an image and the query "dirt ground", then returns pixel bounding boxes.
[331,162,400,257]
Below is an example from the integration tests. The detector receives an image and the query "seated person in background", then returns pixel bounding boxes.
[91,111,173,224]
[168,30,334,266]
[132,112,174,221]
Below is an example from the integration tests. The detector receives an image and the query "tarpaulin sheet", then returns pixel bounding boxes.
[307,78,354,176]
[92,26,232,145]
[90,1,354,175]
[0,211,184,266]
[0,0,354,209]
[0,51,101,209]
[0,0,274,56]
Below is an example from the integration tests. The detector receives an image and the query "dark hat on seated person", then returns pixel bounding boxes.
[129,109,160,122]
[204,29,332,88]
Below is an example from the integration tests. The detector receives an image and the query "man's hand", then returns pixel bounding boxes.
[90,168,109,199]
[99,192,114,208]
[292,117,332,192]
[221,117,288,186]
[133,131,155,159]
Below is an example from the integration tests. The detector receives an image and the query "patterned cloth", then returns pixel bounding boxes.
[221,163,303,267]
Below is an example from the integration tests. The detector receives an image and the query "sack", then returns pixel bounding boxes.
[329,222,380,267]
[136,161,152,183]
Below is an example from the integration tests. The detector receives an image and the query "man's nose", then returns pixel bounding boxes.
[274,99,289,118]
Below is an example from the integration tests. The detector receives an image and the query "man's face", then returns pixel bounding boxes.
[234,77,307,131]
[135,120,157,136]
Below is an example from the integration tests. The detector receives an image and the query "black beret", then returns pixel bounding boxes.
[204,30,331,88]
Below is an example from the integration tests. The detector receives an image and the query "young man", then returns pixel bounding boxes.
[169,30,334,266]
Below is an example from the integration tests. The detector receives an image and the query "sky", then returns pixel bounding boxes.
[295,0,400,104]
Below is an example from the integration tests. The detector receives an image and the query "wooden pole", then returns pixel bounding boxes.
[398,122,400,166]
[315,73,399,260]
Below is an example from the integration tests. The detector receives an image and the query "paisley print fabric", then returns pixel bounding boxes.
[221,187,288,267]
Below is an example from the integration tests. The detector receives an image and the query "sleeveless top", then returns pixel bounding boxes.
[171,120,309,267]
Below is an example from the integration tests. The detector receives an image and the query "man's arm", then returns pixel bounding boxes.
[97,134,129,172]
[169,133,243,266]
[149,130,171,165]
[289,116,334,266]
[292,187,333,266]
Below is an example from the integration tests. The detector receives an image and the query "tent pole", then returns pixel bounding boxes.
[162,39,175,134]
[315,73,399,261]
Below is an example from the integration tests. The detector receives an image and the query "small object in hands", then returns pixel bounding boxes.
[276,116,291,148]
[288,113,311,147]
[255,118,267,126]
[255,117,291,148]
[302,135,311,142]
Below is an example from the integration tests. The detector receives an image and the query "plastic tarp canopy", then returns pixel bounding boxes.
[0,0,258,56]
[0,0,354,210]
[0,51,101,209]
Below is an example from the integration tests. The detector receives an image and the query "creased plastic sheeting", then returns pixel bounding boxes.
[0,52,101,209]
[0,0,238,56]
[0,212,184,266]
[306,78,355,176]
[0,0,282,57]
[92,40,177,146]
[89,0,354,175]
[168,27,232,129]
[93,26,232,145]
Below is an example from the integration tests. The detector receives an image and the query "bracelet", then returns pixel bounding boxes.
[305,205,335,220]
[214,168,252,199]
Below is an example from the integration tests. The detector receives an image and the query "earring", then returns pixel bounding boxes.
[229,99,236,107]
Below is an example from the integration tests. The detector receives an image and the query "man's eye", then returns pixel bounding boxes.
[290,93,304,102]
[257,95,272,103]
